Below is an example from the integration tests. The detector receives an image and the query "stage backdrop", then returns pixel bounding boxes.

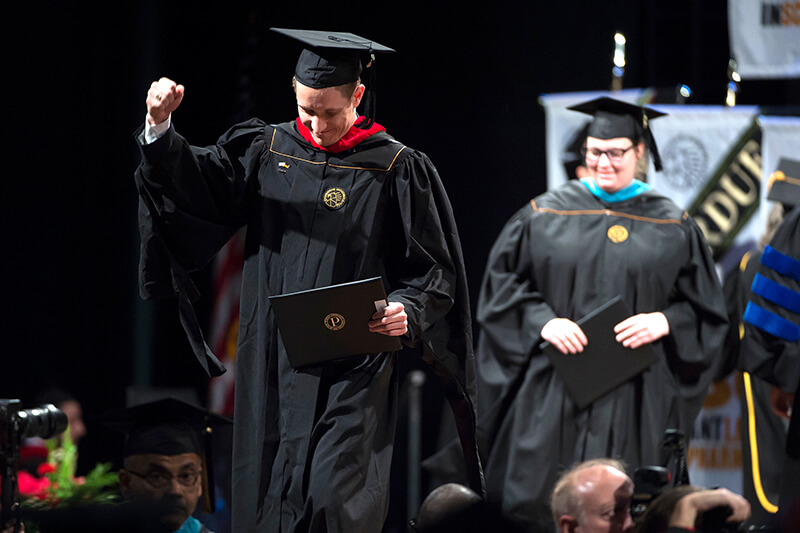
[542,90,800,494]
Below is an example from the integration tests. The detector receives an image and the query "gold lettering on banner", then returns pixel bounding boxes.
[739,141,763,175]
[687,122,762,259]
[762,2,800,26]
[782,2,800,26]
[694,218,722,248]
[688,445,743,469]
[721,168,758,205]
[700,191,739,234]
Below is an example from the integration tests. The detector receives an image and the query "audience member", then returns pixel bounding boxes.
[551,459,634,533]
[98,397,231,533]
[550,459,751,533]
[412,483,525,532]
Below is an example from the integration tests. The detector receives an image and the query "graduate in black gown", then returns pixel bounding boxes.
[464,98,727,529]
[134,29,481,533]
[740,160,800,526]
[721,197,788,527]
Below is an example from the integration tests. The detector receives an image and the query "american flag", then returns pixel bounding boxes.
[208,229,245,417]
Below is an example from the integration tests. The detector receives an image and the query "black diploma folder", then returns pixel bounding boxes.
[539,296,659,409]
[269,277,402,369]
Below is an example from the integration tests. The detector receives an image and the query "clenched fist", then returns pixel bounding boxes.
[146,77,185,125]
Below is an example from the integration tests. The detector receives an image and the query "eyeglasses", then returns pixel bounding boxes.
[127,469,202,489]
[581,145,636,164]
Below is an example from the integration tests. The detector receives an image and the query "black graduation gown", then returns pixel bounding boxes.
[740,206,800,515]
[722,250,787,525]
[740,207,800,396]
[134,119,479,533]
[474,181,727,528]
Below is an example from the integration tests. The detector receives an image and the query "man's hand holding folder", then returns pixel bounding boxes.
[368,301,408,337]
[269,277,403,369]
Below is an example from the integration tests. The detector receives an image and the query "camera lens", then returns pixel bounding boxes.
[17,404,68,440]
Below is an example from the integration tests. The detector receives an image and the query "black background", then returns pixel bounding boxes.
[3,0,798,528]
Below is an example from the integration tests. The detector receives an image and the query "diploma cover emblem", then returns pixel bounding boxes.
[323,187,347,210]
[607,225,629,243]
[324,313,346,331]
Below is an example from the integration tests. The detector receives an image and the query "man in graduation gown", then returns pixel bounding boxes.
[134,29,480,533]
[428,98,728,530]
[740,160,800,526]
[101,398,230,533]
[721,187,789,526]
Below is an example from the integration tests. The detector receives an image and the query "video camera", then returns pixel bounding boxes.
[0,399,68,528]
[0,400,68,448]
[631,429,687,519]
[631,429,745,533]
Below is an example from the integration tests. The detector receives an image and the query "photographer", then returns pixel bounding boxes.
[636,485,750,533]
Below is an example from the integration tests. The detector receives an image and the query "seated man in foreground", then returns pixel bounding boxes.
[550,459,750,533]
[551,459,635,533]
[100,398,230,533]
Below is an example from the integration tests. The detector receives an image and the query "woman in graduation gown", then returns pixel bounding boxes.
[475,98,728,529]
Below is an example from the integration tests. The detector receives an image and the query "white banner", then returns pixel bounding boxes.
[689,375,744,493]
[646,104,758,214]
[728,1,800,79]
[760,115,800,202]
[727,115,800,252]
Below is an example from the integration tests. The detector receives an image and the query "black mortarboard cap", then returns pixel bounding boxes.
[768,158,800,207]
[95,398,231,513]
[271,28,395,129]
[568,97,667,171]
[95,397,230,458]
